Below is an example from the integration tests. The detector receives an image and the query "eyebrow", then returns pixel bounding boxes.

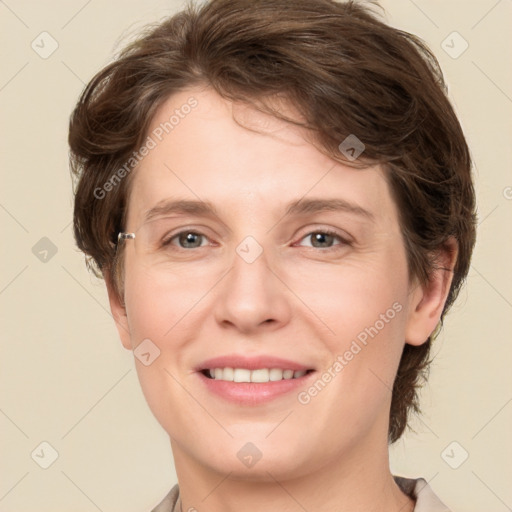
[284,197,374,221]
[143,197,375,223]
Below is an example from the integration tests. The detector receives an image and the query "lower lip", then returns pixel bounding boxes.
[197,371,316,405]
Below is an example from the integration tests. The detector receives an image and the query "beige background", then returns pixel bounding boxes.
[1,0,511,511]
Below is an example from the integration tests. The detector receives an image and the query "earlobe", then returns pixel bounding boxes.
[104,269,133,351]
[404,238,458,346]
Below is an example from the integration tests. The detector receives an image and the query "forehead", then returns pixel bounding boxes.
[126,87,398,228]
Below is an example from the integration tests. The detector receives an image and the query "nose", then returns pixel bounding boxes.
[213,243,292,334]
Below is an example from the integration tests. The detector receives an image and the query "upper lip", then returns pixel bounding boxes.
[195,355,314,372]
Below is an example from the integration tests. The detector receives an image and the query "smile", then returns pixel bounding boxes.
[195,355,316,403]
[202,367,311,382]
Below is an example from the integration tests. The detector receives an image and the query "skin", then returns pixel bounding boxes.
[105,86,456,512]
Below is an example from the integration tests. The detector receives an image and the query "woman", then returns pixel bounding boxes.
[68,0,476,510]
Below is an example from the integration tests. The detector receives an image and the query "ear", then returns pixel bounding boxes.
[104,269,133,351]
[405,238,458,346]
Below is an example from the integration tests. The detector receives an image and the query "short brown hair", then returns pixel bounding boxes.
[68,0,477,443]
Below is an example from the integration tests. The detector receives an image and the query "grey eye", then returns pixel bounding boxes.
[176,232,205,248]
[308,232,337,248]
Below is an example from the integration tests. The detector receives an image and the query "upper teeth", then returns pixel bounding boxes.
[208,368,308,382]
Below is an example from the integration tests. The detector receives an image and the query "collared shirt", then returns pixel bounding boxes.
[151,476,451,511]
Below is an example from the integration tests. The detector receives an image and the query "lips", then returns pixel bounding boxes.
[194,355,316,404]
[196,355,314,373]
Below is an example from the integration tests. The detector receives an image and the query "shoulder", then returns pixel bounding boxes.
[394,476,451,512]
[150,483,180,512]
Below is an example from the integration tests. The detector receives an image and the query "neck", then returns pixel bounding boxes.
[170,432,414,512]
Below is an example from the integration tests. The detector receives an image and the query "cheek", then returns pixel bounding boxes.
[288,253,410,411]
[121,259,223,429]
[287,250,409,345]
[123,255,214,341]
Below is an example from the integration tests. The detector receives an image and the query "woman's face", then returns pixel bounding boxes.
[110,86,433,480]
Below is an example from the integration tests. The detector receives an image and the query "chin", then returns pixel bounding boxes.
[208,460,305,482]
[199,442,311,480]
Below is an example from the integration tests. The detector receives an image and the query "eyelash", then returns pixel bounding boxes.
[162,228,352,252]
